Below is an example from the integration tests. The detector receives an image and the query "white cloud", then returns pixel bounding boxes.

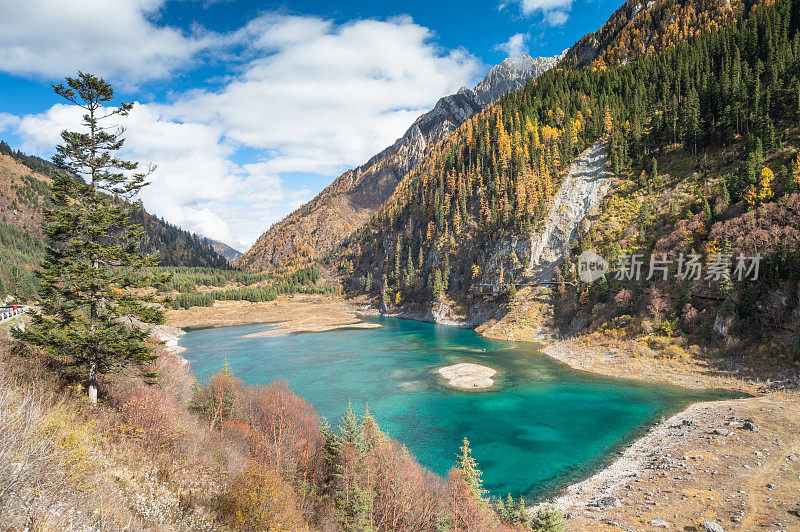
[494,33,529,57]
[0,0,211,81]
[543,10,569,26]
[168,15,482,176]
[0,113,19,134]
[13,103,306,250]
[6,12,482,250]
[504,0,573,26]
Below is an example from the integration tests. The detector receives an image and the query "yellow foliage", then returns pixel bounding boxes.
[758,167,774,202]
[216,466,306,531]
[746,167,775,209]
[744,185,759,209]
[793,154,800,188]
[705,238,721,256]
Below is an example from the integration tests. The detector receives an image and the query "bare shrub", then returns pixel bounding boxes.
[0,374,97,529]
[119,386,183,453]
[152,350,196,405]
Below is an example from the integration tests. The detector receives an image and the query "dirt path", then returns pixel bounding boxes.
[528,140,612,282]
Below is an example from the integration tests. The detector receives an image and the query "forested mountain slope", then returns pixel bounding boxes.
[0,146,231,301]
[237,53,563,273]
[338,0,800,350]
[564,0,745,67]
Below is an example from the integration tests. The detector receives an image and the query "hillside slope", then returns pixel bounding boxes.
[237,53,563,273]
[338,0,800,357]
[0,149,232,300]
[564,0,744,67]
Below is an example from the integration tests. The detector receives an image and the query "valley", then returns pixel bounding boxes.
[1,0,800,529]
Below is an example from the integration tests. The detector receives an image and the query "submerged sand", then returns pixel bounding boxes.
[438,362,497,389]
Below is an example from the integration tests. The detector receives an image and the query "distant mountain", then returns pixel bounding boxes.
[201,238,243,263]
[335,0,800,350]
[237,52,564,272]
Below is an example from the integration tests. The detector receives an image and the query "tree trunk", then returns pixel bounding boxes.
[88,359,98,404]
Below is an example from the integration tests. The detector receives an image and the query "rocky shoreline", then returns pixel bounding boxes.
[547,392,800,530]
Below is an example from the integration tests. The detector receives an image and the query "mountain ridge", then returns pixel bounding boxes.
[237,52,564,272]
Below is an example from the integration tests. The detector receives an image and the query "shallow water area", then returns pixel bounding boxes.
[180,316,738,500]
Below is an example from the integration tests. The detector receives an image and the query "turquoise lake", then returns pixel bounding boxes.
[179,316,736,501]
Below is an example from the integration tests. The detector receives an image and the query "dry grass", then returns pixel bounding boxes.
[164,293,365,332]
[0,339,228,531]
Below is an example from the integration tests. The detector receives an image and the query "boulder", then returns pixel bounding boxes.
[700,520,724,532]
[595,496,621,510]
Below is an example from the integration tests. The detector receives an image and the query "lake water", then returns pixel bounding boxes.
[179,316,736,501]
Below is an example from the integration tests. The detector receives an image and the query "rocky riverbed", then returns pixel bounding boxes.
[550,392,800,531]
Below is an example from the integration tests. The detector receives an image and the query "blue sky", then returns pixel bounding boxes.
[0,0,620,251]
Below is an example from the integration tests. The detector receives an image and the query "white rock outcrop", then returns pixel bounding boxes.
[528,140,613,282]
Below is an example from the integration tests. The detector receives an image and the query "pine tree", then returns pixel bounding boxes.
[456,437,487,499]
[531,503,566,532]
[433,269,443,299]
[796,82,800,127]
[338,401,364,451]
[13,73,162,404]
[682,87,701,154]
[381,276,389,308]
[703,197,712,221]
[650,156,658,185]
[720,183,731,207]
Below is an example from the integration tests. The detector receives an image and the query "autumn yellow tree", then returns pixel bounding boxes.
[745,167,775,209]
[514,173,527,220]
[758,167,774,203]
[604,106,613,135]
[471,264,481,279]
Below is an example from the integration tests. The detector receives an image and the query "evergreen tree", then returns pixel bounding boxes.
[13,73,163,403]
[456,437,487,499]
[381,275,389,308]
[682,87,701,154]
[433,268,443,299]
[650,156,658,185]
[796,82,800,127]
[721,182,731,208]
[531,503,566,532]
[338,401,365,451]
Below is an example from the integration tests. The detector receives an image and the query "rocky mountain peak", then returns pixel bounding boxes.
[472,51,566,106]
